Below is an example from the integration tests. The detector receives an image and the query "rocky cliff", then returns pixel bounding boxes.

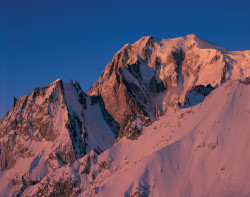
[88,34,250,138]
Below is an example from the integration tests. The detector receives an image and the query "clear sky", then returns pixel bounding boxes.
[1,0,250,118]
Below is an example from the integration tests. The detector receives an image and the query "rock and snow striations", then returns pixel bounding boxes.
[0,34,250,196]
[0,79,119,195]
[88,34,250,138]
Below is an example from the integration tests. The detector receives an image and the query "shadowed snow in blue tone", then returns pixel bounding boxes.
[1,0,250,118]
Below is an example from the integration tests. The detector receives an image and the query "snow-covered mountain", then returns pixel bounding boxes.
[0,34,250,196]
[89,34,250,139]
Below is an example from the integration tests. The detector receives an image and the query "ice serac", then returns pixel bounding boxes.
[88,34,250,139]
[0,79,117,196]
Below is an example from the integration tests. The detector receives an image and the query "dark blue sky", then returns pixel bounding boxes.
[1,0,250,118]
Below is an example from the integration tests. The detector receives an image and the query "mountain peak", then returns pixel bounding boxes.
[185,33,197,38]
[184,34,228,52]
[88,33,250,138]
[50,78,62,85]
[138,35,154,41]
[54,78,62,83]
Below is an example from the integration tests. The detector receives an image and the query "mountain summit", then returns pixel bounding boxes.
[0,35,250,196]
[88,34,250,138]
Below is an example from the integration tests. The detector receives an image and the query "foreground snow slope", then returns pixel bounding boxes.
[91,80,250,197]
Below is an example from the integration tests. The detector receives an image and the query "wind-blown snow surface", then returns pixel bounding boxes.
[16,80,250,197]
[91,80,250,197]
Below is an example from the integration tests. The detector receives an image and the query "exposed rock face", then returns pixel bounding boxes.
[88,34,250,139]
[0,79,66,170]
[0,78,119,163]
[0,79,117,196]
[1,34,250,196]
[239,77,250,85]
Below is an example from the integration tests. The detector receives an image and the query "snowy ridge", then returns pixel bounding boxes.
[0,79,117,196]
[88,34,250,138]
[93,80,250,197]
[0,34,250,196]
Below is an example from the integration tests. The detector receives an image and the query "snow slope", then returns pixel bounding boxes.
[91,80,250,197]
[20,80,250,196]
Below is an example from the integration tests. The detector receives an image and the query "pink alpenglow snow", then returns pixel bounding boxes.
[0,34,250,196]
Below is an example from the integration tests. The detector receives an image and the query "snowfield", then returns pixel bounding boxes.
[93,80,250,197]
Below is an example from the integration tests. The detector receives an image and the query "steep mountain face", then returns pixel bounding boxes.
[0,79,118,196]
[0,34,250,196]
[88,34,250,138]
